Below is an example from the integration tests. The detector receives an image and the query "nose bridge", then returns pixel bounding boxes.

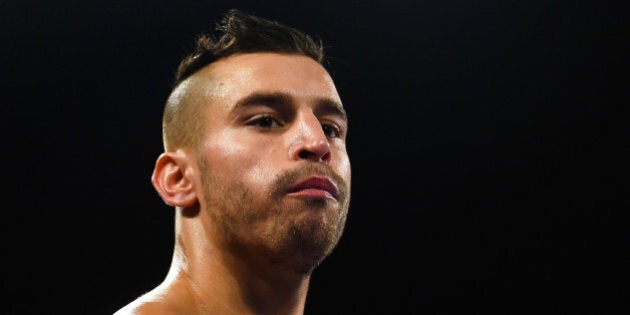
[298,109,326,141]
[288,109,331,163]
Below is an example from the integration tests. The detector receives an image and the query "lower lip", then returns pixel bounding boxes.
[288,189,336,200]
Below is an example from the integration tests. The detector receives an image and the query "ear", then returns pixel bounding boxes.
[151,151,198,208]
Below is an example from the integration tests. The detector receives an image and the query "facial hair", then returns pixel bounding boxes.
[199,160,351,274]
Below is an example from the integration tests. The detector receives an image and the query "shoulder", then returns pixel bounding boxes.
[113,286,194,315]
[113,289,183,315]
[114,299,184,315]
[113,299,171,315]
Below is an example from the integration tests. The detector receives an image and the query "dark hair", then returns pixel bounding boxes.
[161,9,328,152]
[173,9,325,87]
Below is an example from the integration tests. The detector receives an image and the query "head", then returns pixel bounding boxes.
[152,9,351,272]
[162,9,325,152]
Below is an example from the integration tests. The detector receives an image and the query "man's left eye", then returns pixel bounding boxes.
[248,116,281,128]
[322,123,341,138]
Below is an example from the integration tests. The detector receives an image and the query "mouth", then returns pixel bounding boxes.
[286,176,340,200]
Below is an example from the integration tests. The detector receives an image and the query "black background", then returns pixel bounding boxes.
[2,1,627,314]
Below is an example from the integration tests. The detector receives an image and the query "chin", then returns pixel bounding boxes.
[284,218,341,265]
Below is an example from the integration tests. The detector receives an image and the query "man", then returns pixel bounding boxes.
[114,9,351,315]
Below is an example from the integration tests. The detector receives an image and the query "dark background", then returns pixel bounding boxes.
[2,1,627,314]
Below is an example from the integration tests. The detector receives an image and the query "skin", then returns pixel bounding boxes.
[114,53,351,315]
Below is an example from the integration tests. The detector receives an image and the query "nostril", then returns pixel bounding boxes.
[293,140,331,162]
[298,149,331,162]
[322,151,331,163]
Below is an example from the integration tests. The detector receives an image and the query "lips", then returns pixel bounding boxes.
[287,176,339,200]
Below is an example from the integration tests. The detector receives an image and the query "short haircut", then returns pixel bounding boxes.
[173,9,325,88]
[161,9,327,152]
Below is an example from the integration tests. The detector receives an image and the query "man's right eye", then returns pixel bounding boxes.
[247,115,282,128]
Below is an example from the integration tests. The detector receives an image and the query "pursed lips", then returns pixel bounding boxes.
[286,176,339,200]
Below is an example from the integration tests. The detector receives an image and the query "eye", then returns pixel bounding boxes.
[247,115,282,129]
[322,123,342,138]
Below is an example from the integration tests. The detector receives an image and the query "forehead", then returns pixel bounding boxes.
[192,53,342,106]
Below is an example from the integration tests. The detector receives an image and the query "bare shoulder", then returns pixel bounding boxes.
[113,298,175,315]
[113,286,193,315]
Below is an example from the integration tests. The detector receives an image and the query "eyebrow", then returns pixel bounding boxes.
[233,91,347,121]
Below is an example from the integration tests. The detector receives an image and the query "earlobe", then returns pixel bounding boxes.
[151,151,198,208]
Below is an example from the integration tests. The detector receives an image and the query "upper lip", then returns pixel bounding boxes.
[287,176,339,199]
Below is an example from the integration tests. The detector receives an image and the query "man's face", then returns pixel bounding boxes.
[185,53,351,271]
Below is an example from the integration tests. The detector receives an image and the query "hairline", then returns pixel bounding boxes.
[163,51,328,152]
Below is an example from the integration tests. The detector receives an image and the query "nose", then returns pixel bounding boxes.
[288,113,332,164]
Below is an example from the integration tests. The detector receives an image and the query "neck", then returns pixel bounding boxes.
[158,211,312,315]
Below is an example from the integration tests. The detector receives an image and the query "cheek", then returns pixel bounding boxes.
[242,143,285,190]
[332,145,351,180]
[336,154,352,187]
[203,132,279,188]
